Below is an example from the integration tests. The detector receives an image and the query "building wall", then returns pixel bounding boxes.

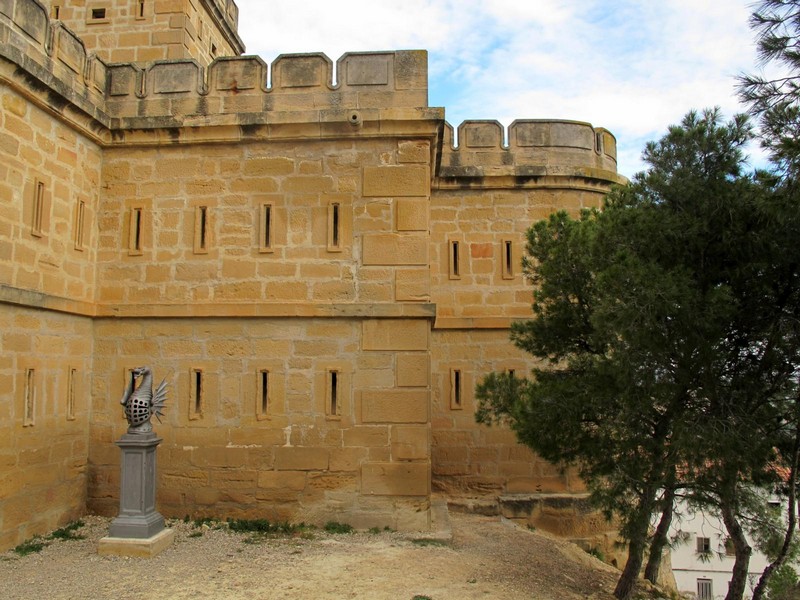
[430,328,587,496]
[0,84,101,304]
[0,0,625,551]
[88,316,432,530]
[86,128,436,527]
[95,137,431,307]
[0,52,100,549]
[669,500,772,600]
[427,120,616,496]
[0,304,92,551]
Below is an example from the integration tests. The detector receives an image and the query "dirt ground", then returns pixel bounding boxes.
[0,511,625,600]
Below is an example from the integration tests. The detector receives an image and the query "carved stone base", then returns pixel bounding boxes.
[98,528,175,558]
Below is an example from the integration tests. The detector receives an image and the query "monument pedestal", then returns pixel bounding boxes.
[98,527,175,558]
[99,431,173,558]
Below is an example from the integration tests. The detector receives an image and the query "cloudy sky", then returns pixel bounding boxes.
[234,0,764,178]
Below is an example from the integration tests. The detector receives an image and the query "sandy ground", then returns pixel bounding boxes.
[0,511,623,600]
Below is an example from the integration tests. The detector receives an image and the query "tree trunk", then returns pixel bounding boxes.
[751,419,800,600]
[644,485,676,584]
[614,497,656,600]
[614,535,647,600]
[722,501,753,600]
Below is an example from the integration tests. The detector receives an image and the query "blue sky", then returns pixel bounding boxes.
[235,1,763,178]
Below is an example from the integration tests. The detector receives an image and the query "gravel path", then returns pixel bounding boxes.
[0,512,621,599]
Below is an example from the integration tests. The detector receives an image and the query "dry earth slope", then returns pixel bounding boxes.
[0,512,670,599]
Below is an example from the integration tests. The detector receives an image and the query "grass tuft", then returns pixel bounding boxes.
[50,520,85,541]
[323,521,354,534]
[13,538,48,556]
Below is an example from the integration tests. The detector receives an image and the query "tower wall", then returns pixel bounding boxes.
[35,0,243,65]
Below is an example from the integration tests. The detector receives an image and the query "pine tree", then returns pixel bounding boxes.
[477,109,800,600]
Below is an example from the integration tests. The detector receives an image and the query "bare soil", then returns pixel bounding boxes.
[0,511,625,600]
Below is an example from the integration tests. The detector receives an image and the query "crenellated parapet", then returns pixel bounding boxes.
[0,0,428,126]
[0,0,109,130]
[104,50,429,123]
[0,0,621,188]
[438,120,624,186]
[0,0,108,92]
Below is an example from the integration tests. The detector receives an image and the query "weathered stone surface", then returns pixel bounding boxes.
[362,166,430,198]
[362,390,429,424]
[362,233,428,266]
[362,320,428,351]
[396,353,429,387]
[361,462,430,496]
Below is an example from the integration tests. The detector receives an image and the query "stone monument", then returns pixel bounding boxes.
[98,367,174,558]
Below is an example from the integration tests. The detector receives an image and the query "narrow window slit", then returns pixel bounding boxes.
[329,370,339,416]
[332,204,340,247]
[450,369,462,410]
[327,202,342,252]
[67,368,77,420]
[259,203,273,252]
[129,207,142,253]
[264,205,272,248]
[199,206,207,250]
[501,239,514,279]
[449,240,461,279]
[75,200,86,250]
[194,206,209,253]
[138,1,145,18]
[134,210,141,250]
[24,368,35,426]
[32,181,45,237]
[190,369,203,418]
[259,370,270,416]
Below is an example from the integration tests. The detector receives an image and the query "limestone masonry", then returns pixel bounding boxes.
[0,0,625,553]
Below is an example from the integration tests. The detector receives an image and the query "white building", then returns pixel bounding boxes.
[670,500,779,599]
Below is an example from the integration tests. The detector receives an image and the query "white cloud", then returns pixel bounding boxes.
[234,0,765,177]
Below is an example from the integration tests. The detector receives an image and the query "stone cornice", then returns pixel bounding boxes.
[0,284,436,320]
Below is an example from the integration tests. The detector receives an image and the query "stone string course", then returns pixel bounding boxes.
[0,0,624,552]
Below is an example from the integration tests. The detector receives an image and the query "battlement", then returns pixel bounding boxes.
[0,0,621,186]
[104,50,429,122]
[0,0,110,130]
[0,1,430,133]
[440,120,622,184]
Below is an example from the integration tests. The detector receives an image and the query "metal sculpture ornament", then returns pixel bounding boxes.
[120,367,167,434]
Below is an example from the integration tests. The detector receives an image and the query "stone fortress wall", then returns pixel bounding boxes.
[0,0,625,552]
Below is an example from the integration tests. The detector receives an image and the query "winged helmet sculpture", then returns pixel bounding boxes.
[120,367,167,434]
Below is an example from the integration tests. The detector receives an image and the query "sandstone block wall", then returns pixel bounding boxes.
[95,136,432,308]
[0,304,91,550]
[0,71,99,549]
[430,329,586,496]
[0,84,101,305]
[88,316,431,530]
[427,157,612,497]
[0,0,626,552]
